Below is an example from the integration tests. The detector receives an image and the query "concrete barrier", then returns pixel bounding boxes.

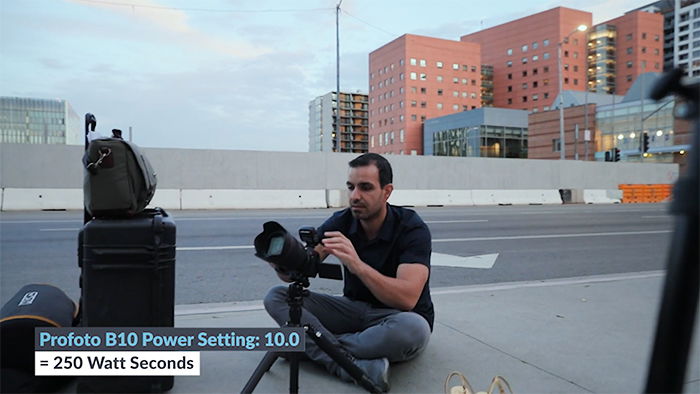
[583,189,623,204]
[149,189,182,210]
[472,190,561,205]
[326,189,349,208]
[1,188,83,210]
[389,190,474,206]
[180,189,327,210]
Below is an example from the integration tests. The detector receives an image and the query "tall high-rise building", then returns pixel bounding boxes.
[368,34,481,155]
[588,10,664,95]
[461,7,593,113]
[636,0,700,77]
[0,97,82,145]
[308,91,368,153]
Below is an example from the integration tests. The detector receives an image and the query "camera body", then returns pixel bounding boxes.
[254,222,342,280]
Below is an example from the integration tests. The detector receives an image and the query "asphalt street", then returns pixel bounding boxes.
[0,203,674,306]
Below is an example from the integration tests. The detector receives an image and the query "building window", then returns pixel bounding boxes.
[411,100,417,107]
[507,98,513,104]
[420,59,426,67]
[642,32,647,40]
[533,68,538,75]
[522,70,528,77]
[522,57,528,64]
[437,61,443,68]
[626,61,633,68]
[453,77,459,84]
[437,89,443,96]
[533,41,539,49]
[544,92,549,99]
[420,73,427,80]
[573,65,578,72]
[437,75,443,82]
[410,72,417,80]
[522,44,528,52]
[552,138,561,152]
[522,83,528,89]
[533,55,539,61]
[452,63,459,70]
[543,66,549,73]
[507,48,513,55]
[507,86,513,92]
[533,94,539,101]
[370,135,374,148]
[437,103,443,110]
[564,50,569,57]
[626,33,632,41]
[399,59,404,66]
[543,52,550,60]
[471,66,477,72]
[573,78,578,85]
[421,87,427,94]
[462,64,469,71]
[507,61,513,67]
[452,90,458,97]
[452,104,459,111]
[626,47,633,54]
[522,96,528,102]
[411,114,417,121]
[564,77,569,84]
[400,129,404,142]
[420,101,426,108]
[626,74,633,82]
[543,39,550,46]
[508,73,512,79]
[533,81,538,88]
[410,58,417,66]
[543,78,549,86]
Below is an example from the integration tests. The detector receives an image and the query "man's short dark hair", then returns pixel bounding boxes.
[349,153,393,187]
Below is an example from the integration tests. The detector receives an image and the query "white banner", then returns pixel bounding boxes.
[35,351,200,376]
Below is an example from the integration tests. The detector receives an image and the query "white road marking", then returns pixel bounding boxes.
[426,220,488,224]
[431,252,499,269]
[39,228,80,232]
[432,230,671,243]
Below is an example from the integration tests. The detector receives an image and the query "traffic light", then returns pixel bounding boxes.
[613,148,621,162]
[605,150,612,162]
[642,132,650,153]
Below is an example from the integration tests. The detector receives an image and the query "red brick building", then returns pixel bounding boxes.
[528,103,598,160]
[368,34,481,155]
[460,7,592,113]
[590,11,664,95]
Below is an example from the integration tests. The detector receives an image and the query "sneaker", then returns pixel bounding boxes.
[339,357,390,392]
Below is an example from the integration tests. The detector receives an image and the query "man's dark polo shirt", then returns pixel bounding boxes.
[317,204,434,330]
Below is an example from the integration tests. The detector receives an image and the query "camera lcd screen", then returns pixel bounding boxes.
[267,235,285,257]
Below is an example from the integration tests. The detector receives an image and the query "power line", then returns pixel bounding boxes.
[72,0,333,14]
[341,9,396,37]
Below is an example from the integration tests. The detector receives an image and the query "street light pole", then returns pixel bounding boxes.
[335,0,343,153]
[557,24,588,160]
[558,42,565,160]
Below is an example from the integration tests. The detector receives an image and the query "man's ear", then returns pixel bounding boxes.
[383,184,394,202]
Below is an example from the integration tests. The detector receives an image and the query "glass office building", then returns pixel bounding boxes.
[424,108,528,158]
[0,97,82,145]
[594,73,688,163]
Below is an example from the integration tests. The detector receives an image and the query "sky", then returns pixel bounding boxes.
[1,0,648,152]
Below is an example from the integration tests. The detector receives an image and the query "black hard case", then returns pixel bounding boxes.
[78,208,176,392]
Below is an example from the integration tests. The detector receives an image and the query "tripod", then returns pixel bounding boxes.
[241,276,384,394]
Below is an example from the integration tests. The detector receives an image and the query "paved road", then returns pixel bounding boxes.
[0,203,674,305]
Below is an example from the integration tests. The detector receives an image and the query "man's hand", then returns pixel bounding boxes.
[268,262,293,283]
[321,231,428,311]
[320,231,364,274]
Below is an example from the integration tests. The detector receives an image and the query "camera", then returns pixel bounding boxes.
[254,221,342,280]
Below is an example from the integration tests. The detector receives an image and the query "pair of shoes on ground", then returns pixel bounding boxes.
[339,357,390,392]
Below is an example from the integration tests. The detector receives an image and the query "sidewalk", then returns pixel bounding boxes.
[58,271,700,393]
[166,271,700,394]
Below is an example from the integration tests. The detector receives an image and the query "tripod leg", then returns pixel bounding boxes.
[289,354,299,394]
[305,324,384,394]
[241,351,280,394]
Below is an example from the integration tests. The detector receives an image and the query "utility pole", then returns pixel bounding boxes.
[335,0,343,153]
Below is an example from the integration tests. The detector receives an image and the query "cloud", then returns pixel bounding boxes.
[67,0,271,59]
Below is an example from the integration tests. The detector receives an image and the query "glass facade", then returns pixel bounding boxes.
[433,124,528,158]
[587,24,617,94]
[595,98,677,162]
[0,97,81,145]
